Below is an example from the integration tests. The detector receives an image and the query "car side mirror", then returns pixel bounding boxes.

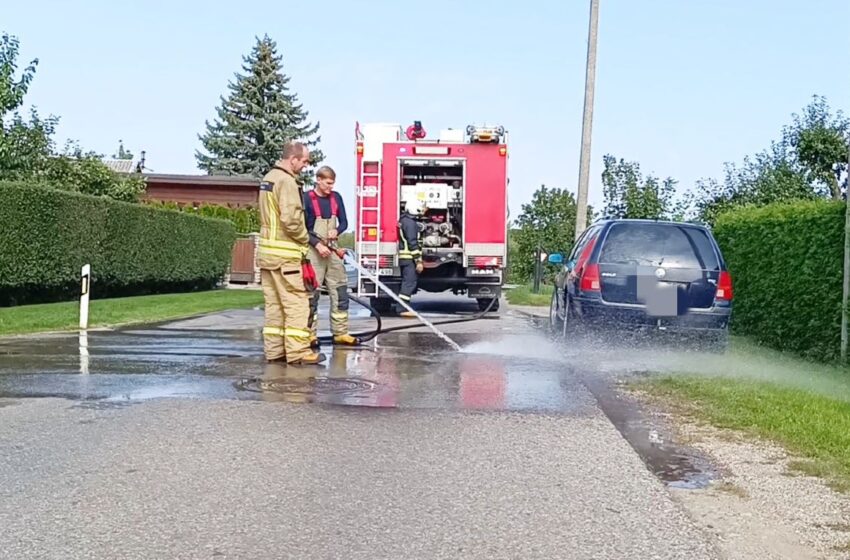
[547,253,564,264]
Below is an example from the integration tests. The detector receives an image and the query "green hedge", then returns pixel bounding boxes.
[145,200,259,234]
[0,181,236,306]
[714,200,845,362]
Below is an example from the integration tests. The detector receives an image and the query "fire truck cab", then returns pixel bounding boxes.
[355,121,509,313]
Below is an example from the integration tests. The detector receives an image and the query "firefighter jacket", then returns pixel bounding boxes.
[397,212,422,262]
[257,165,310,269]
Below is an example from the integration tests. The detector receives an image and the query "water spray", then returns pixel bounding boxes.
[343,254,463,352]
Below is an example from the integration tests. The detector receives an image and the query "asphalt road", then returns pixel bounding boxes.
[0,295,721,559]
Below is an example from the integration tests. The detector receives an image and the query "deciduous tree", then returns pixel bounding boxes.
[0,32,144,202]
[695,96,848,224]
[601,155,685,220]
[513,185,591,282]
[784,96,848,200]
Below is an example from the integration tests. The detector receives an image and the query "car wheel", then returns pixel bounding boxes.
[561,297,579,340]
[558,293,582,342]
[549,289,563,333]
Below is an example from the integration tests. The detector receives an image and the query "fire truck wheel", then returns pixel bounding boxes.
[477,298,500,312]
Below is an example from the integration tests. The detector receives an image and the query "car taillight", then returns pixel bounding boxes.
[575,235,598,274]
[716,271,733,301]
[580,264,601,292]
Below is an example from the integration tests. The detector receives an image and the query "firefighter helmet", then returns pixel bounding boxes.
[405,198,425,216]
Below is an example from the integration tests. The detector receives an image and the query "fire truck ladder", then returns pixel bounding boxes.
[357,160,383,298]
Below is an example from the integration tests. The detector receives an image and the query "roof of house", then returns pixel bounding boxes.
[102,159,139,173]
[142,173,260,187]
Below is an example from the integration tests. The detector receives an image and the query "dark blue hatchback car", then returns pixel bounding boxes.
[547,219,732,351]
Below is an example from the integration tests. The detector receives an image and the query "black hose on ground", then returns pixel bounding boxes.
[316,293,499,345]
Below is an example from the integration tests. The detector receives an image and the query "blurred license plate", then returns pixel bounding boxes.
[644,281,678,317]
[378,268,394,275]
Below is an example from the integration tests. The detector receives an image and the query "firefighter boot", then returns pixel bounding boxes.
[394,301,417,318]
[393,303,417,318]
[289,352,327,366]
[333,334,361,346]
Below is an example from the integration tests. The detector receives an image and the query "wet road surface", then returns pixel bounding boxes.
[0,296,721,559]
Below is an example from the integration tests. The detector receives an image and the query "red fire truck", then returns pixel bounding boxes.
[354,121,509,312]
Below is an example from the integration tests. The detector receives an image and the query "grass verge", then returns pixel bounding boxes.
[505,284,553,307]
[636,374,850,492]
[0,289,264,336]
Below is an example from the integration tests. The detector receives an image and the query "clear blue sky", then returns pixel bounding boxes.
[6,0,849,219]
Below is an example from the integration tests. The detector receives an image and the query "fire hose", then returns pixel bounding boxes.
[315,293,499,345]
[319,246,498,350]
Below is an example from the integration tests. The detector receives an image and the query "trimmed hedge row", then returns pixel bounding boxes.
[145,200,260,234]
[714,200,845,362]
[0,181,236,306]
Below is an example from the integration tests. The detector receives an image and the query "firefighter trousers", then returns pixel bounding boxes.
[308,247,351,338]
[398,259,418,302]
[260,265,314,362]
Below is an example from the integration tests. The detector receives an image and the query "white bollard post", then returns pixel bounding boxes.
[79,264,91,330]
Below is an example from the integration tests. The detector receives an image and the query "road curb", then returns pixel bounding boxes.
[508,305,549,319]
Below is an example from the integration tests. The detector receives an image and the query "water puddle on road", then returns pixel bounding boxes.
[0,310,718,490]
[582,371,716,490]
[522,314,718,489]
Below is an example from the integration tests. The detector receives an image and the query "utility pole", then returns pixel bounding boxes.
[574,0,600,240]
[841,143,850,363]
[533,245,541,294]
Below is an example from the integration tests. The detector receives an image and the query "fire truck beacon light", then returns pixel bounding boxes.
[406,121,427,141]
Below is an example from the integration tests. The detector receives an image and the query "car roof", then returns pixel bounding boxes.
[592,218,711,231]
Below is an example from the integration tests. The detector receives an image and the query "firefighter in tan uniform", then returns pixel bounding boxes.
[304,166,360,347]
[257,142,326,365]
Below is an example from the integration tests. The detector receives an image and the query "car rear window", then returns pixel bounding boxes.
[598,223,720,270]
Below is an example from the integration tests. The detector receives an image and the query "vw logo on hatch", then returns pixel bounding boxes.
[654,267,667,279]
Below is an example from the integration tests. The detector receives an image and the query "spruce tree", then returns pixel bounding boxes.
[195,35,323,181]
